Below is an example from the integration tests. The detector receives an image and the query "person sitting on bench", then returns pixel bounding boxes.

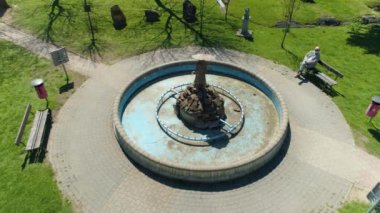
[295,46,320,78]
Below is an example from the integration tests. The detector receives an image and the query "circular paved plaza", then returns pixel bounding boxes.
[48,47,380,212]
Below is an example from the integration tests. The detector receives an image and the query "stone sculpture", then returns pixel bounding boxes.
[236,8,253,40]
[175,60,225,129]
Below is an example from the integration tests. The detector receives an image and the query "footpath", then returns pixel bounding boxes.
[1,22,380,212]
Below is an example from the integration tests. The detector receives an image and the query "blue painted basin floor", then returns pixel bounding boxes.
[122,75,279,167]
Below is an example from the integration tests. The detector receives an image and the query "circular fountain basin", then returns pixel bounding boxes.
[156,82,245,146]
[113,61,289,182]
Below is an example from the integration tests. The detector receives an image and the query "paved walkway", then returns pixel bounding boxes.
[2,23,380,212]
[0,23,107,77]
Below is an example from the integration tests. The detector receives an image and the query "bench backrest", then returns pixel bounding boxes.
[15,104,32,145]
[368,183,380,204]
[367,183,380,212]
[318,60,344,78]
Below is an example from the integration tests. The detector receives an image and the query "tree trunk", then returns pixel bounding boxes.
[280,26,289,48]
[281,0,297,48]
[224,2,229,21]
[223,0,229,21]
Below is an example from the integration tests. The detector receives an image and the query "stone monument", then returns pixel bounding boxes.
[175,60,225,129]
[0,0,10,10]
[183,0,197,23]
[236,8,253,40]
[111,5,127,30]
[145,9,160,22]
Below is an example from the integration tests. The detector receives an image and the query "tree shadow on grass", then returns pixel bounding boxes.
[200,24,242,49]
[41,0,75,43]
[147,0,229,52]
[283,47,302,65]
[368,122,380,142]
[126,125,291,192]
[347,24,380,55]
[82,4,103,61]
[82,30,103,62]
[130,18,196,65]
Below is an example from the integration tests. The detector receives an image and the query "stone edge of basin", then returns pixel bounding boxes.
[112,60,289,182]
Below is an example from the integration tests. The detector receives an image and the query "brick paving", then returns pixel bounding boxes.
[2,23,380,212]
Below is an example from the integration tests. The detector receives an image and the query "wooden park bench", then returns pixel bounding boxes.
[367,182,380,213]
[306,59,344,88]
[15,104,50,151]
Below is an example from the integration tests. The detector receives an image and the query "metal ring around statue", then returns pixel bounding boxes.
[156,83,245,146]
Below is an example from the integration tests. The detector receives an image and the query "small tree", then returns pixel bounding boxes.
[0,0,10,10]
[280,0,299,48]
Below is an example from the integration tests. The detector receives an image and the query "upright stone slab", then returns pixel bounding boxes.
[111,5,127,30]
[145,10,160,22]
[183,0,197,23]
[0,0,10,10]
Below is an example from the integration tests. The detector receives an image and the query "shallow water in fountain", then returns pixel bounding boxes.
[121,74,279,167]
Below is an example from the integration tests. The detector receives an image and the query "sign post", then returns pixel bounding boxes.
[50,48,70,84]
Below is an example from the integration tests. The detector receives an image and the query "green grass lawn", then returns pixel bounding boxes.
[230,0,378,26]
[5,0,380,162]
[0,40,85,212]
[338,201,371,213]
[1,0,380,211]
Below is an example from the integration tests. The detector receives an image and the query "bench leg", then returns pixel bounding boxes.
[295,69,306,77]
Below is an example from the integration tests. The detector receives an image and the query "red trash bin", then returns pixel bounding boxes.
[365,96,380,118]
[31,79,48,99]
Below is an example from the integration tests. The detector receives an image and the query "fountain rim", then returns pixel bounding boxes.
[112,59,289,172]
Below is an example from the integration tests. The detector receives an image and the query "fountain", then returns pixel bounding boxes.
[175,60,226,129]
[113,59,289,182]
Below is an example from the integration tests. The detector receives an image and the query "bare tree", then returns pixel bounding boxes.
[280,0,299,48]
